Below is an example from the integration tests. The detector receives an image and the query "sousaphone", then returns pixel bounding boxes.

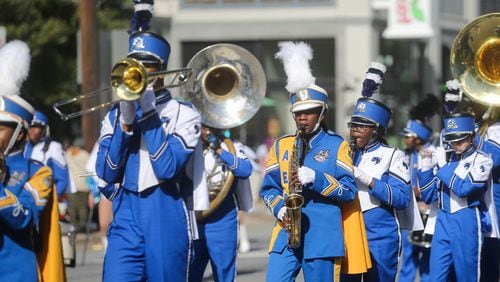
[179,44,266,220]
[450,13,500,133]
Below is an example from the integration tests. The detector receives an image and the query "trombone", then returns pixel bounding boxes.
[53,58,192,120]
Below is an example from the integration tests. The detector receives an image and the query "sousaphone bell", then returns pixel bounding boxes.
[180,44,266,220]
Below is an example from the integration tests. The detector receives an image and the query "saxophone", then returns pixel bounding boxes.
[285,126,305,249]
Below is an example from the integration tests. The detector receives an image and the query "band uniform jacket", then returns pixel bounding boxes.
[96,91,201,193]
[25,139,70,197]
[0,150,65,282]
[261,128,371,273]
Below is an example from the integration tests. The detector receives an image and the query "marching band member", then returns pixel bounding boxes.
[24,110,71,199]
[261,41,370,281]
[342,63,411,282]
[441,79,499,282]
[418,113,493,282]
[0,40,65,281]
[398,94,440,282]
[189,125,253,282]
[95,30,202,281]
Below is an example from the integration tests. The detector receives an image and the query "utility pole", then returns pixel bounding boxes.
[80,0,99,152]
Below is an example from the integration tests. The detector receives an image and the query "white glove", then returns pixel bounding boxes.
[419,149,437,172]
[277,206,287,221]
[298,166,315,185]
[354,167,373,186]
[420,157,433,172]
[139,86,156,113]
[119,101,136,125]
[433,146,447,168]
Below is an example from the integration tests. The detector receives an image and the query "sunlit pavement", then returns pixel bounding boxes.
[66,202,288,282]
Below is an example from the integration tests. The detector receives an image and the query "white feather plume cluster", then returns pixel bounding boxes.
[275,41,315,93]
[0,40,31,97]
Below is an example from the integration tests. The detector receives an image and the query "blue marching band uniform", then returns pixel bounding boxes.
[342,62,417,282]
[189,129,253,282]
[0,40,65,281]
[417,113,494,282]
[260,42,371,282]
[24,111,71,198]
[398,119,433,282]
[95,31,203,281]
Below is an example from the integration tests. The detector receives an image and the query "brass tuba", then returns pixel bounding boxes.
[179,44,266,220]
[450,12,500,133]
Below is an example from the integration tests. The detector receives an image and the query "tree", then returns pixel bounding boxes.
[0,0,132,140]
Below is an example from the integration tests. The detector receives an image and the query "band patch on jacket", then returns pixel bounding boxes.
[314,149,330,162]
[7,171,26,187]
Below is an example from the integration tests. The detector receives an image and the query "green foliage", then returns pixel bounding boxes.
[0,0,132,139]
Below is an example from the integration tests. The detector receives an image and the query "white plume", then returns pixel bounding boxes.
[275,41,315,93]
[0,40,31,97]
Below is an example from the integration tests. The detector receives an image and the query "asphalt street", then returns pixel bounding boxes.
[66,202,305,281]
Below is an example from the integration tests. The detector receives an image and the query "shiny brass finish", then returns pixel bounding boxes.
[53,58,192,120]
[196,138,236,221]
[285,128,305,249]
[450,13,500,107]
[183,44,266,219]
[179,43,266,129]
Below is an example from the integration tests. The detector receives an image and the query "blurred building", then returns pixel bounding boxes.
[82,0,499,147]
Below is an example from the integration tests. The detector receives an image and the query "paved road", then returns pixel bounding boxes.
[66,202,306,281]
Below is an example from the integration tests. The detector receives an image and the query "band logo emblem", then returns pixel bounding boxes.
[447,119,458,129]
[7,171,25,187]
[132,38,145,50]
[357,102,366,112]
[297,89,310,101]
[314,149,330,162]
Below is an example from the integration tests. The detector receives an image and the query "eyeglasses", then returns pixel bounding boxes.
[347,123,375,132]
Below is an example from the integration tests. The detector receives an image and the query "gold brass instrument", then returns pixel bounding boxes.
[450,12,500,133]
[196,138,236,220]
[179,43,266,129]
[180,44,266,220]
[285,127,305,249]
[53,58,192,120]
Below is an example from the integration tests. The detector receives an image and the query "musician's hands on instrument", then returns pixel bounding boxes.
[119,101,136,126]
[277,207,292,232]
[298,166,315,185]
[354,167,373,188]
[419,149,435,172]
[207,133,222,153]
[139,86,156,113]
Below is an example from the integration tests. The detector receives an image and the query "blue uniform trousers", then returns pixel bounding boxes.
[103,185,190,282]
[430,207,481,282]
[189,201,238,282]
[398,230,430,282]
[266,247,341,282]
